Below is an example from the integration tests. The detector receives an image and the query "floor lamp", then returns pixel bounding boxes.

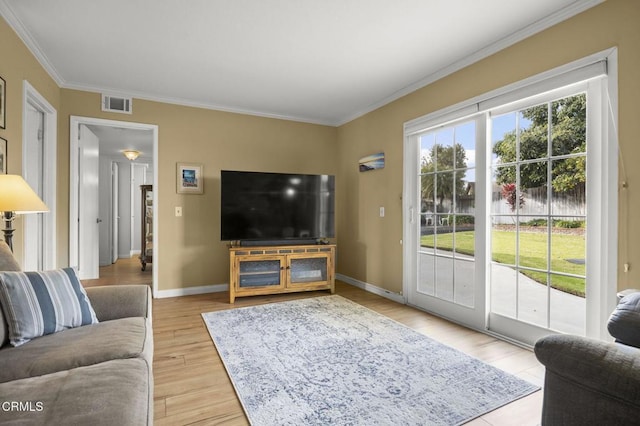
[0,175,49,252]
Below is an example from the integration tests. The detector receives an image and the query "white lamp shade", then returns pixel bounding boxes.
[0,175,49,214]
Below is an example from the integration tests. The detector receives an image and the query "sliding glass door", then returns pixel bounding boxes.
[488,90,588,343]
[404,55,618,345]
[405,116,487,329]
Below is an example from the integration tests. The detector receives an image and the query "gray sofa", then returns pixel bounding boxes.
[0,241,153,425]
[534,292,640,425]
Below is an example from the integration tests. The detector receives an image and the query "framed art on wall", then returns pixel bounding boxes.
[0,76,5,129]
[0,137,6,174]
[177,162,203,194]
[359,152,385,172]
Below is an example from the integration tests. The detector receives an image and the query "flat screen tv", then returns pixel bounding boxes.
[221,170,335,243]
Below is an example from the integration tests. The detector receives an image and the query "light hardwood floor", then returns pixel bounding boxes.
[86,257,545,425]
[83,256,153,287]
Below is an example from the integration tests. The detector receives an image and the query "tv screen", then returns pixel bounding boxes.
[221,170,335,242]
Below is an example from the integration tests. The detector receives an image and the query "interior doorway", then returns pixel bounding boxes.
[69,116,158,297]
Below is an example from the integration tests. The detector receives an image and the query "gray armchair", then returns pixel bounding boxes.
[534,292,640,425]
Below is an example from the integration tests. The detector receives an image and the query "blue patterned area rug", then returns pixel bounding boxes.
[202,295,538,425]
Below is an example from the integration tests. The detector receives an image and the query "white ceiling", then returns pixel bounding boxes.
[1,0,601,127]
[85,125,154,164]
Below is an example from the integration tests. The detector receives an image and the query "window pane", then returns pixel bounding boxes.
[420,133,435,160]
[492,112,516,166]
[419,224,435,254]
[421,174,435,216]
[454,258,474,308]
[435,127,454,149]
[518,218,548,271]
[519,105,548,161]
[519,160,548,199]
[454,218,475,256]
[434,227,447,250]
[520,162,548,216]
[521,185,548,216]
[492,219,516,265]
[517,270,548,328]
[435,172,454,213]
[437,214,451,228]
[420,221,435,255]
[550,218,586,280]
[491,263,517,318]
[551,158,586,215]
[550,274,585,335]
[455,171,475,213]
[418,252,435,296]
[492,166,518,215]
[435,128,455,171]
[551,94,586,156]
[455,121,475,169]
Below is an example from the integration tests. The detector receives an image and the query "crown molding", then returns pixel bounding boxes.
[1,0,604,128]
[0,0,65,86]
[62,81,337,126]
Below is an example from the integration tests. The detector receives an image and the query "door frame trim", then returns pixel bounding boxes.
[69,116,159,297]
[22,80,56,270]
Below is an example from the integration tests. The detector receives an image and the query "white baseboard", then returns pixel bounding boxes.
[154,283,228,299]
[154,276,404,303]
[336,273,405,304]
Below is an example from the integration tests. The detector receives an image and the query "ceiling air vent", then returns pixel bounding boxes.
[101,94,132,114]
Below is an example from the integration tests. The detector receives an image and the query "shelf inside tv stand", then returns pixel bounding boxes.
[228,244,335,303]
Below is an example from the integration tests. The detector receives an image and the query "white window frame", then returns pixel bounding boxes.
[403,48,618,343]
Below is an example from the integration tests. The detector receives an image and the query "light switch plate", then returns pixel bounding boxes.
[175,206,182,217]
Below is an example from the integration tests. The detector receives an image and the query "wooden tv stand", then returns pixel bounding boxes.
[228,244,335,303]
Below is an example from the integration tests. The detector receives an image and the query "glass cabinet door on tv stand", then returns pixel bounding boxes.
[228,244,335,303]
[237,256,285,289]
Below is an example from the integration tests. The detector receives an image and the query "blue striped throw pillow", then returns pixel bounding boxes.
[0,268,98,347]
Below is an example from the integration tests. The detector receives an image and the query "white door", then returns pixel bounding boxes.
[405,116,487,330]
[78,124,100,279]
[23,104,44,270]
[112,162,119,264]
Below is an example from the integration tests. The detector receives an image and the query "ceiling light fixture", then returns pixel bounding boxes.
[123,150,140,161]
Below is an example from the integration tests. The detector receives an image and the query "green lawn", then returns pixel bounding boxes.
[421,230,586,297]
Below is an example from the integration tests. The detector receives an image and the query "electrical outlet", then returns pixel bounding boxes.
[379,207,385,217]
[175,206,182,217]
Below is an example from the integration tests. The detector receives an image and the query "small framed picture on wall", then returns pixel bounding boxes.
[176,162,203,194]
[0,137,7,174]
[0,76,5,129]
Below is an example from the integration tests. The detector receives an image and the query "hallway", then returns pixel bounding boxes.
[82,256,152,288]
